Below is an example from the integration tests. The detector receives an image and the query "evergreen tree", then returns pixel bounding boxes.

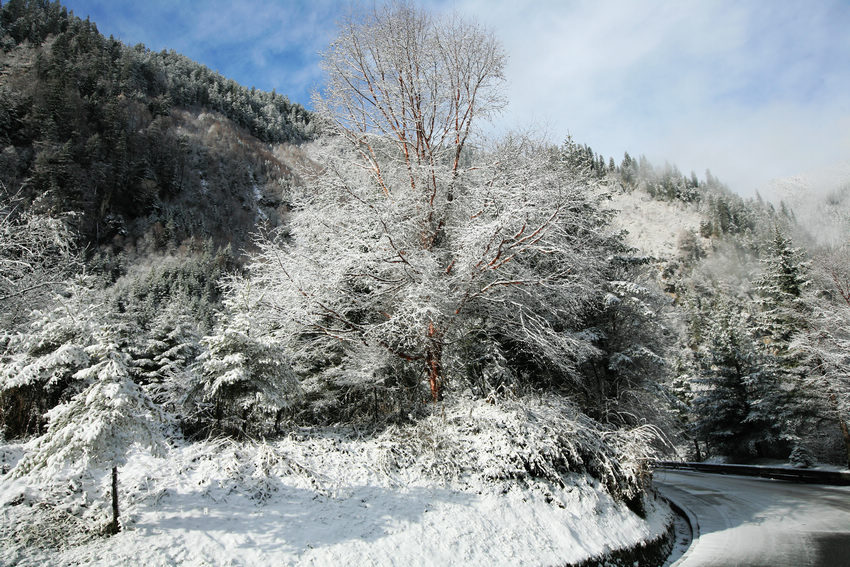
[11,334,166,534]
[619,152,638,187]
[580,277,670,425]
[134,302,202,388]
[690,298,781,457]
[753,227,809,349]
[690,302,749,456]
[751,227,812,454]
[0,282,99,437]
[669,350,702,460]
[187,305,301,437]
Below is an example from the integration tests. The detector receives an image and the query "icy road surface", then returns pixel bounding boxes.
[655,469,850,566]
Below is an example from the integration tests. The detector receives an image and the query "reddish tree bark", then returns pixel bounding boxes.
[425,321,443,402]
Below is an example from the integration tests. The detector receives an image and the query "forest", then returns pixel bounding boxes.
[0,0,848,562]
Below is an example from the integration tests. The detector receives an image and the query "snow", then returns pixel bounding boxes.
[656,470,850,566]
[1,400,672,566]
[605,188,707,259]
[252,185,269,222]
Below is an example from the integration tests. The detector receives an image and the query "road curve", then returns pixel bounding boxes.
[654,469,850,567]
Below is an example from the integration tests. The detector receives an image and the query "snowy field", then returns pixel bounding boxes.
[1,398,671,566]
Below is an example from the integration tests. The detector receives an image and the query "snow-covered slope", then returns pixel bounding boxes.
[1,398,671,566]
[765,167,850,247]
[605,188,706,259]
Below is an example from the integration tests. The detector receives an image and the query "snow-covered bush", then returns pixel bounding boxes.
[178,437,321,503]
[788,444,814,468]
[0,489,96,560]
[185,304,302,437]
[376,395,657,505]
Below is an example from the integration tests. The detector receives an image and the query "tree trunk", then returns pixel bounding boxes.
[275,408,284,433]
[693,438,703,462]
[425,322,442,402]
[839,416,850,470]
[108,465,120,535]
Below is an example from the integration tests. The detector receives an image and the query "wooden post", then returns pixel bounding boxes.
[108,465,120,534]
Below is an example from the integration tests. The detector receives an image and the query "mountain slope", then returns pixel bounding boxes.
[1,0,313,251]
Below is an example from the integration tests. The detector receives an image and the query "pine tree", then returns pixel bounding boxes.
[690,299,781,458]
[580,278,670,425]
[669,351,702,460]
[751,227,812,455]
[12,334,166,534]
[0,283,99,437]
[691,303,750,456]
[134,304,202,388]
[753,227,809,350]
[188,306,301,437]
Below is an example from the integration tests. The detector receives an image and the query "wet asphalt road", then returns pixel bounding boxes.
[654,469,850,567]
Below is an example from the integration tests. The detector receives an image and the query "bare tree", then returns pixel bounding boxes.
[235,3,617,416]
[315,0,505,219]
[310,1,508,401]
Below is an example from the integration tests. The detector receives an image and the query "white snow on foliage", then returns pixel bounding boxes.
[1,397,670,566]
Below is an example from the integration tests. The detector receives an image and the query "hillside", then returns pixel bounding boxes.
[595,152,850,466]
[0,3,682,565]
[1,0,312,253]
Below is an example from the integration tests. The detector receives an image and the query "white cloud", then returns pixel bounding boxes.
[448,0,850,196]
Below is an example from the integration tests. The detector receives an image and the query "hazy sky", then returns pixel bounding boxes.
[61,0,850,197]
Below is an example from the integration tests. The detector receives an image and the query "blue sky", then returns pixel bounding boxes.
[61,0,850,197]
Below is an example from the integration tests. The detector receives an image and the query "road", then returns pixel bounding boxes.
[654,469,850,567]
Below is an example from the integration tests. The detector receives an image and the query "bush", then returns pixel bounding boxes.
[376,395,658,502]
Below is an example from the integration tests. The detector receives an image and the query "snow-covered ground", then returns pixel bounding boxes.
[1,398,671,566]
[605,189,706,259]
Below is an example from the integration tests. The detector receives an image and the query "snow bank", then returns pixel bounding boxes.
[1,397,671,566]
